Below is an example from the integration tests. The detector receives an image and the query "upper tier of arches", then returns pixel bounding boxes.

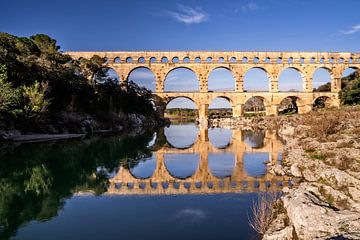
[68,51,360,65]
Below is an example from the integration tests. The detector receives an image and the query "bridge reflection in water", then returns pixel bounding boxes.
[107,125,290,195]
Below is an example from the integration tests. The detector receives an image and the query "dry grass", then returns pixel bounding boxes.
[299,107,360,141]
[248,192,279,236]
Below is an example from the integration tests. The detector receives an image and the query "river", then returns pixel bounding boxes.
[0,123,288,240]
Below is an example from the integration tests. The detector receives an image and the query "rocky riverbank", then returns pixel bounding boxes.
[263,107,360,239]
[210,107,360,239]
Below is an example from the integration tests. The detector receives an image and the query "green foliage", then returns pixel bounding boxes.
[24,165,53,195]
[0,33,160,132]
[313,82,331,92]
[22,81,49,120]
[340,71,360,105]
[0,65,22,127]
[0,130,157,239]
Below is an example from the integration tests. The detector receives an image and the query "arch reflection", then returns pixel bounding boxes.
[208,128,232,149]
[243,153,269,177]
[208,153,236,178]
[129,153,157,179]
[164,124,199,149]
[164,154,199,179]
[110,127,290,195]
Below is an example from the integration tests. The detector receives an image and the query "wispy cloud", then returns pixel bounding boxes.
[175,208,207,221]
[167,5,209,24]
[339,24,360,35]
[241,2,258,13]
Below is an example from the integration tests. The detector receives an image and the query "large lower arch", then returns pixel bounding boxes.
[164,67,199,92]
[127,67,156,92]
[208,67,235,91]
[312,67,332,92]
[278,67,304,92]
[243,67,270,92]
[208,97,233,119]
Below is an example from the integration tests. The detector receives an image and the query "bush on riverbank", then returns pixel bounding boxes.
[0,33,161,133]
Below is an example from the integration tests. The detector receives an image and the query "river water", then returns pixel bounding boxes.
[0,123,287,240]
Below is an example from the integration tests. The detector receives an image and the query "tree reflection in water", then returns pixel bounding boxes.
[0,130,156,239]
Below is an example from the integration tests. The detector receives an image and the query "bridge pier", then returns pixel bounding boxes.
[233,104,244,117]
[298,104,312,114]
[198,104,209,128]
[265,105,278,116]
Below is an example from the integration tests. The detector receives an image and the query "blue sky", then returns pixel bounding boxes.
[1,0,359,108]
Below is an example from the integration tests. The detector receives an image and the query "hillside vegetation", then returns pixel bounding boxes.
[0,33,161,134]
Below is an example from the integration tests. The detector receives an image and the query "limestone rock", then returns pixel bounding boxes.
[283,184,360,240]
[263,226,294,240]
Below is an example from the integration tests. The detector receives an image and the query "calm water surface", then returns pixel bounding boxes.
[0,123,286,240]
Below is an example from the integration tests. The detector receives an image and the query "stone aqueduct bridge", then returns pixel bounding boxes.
[107,129,290,195]
[67,51,360,121]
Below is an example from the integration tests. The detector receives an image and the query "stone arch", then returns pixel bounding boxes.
[93,66,120,84]
[312,67,332,92]
[172,57,179,63]
[230,57,237,63]
[150,57,157,63]
[208,67,235,91]
[126,57,133,63]
[342,66,359,78]
[138,57,145,63]
[164,96,198,122]
[244,96,267,116]
[278,96,301,115]
[161,57,168,63]
[208,96,233,119]
[114,57,121,63]
[243,67,270,92]
[278,67,304,92]
[127,66,156,92]
[164,67,199,92]
[313,96,332,110]
[164,153,199,179]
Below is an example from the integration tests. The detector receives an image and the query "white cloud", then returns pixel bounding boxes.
[175,208,207,220]
[241,2,258,13]
[167,5,208,24]
[340,24,360,35]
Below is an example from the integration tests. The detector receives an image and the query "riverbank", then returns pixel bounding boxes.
[263,106,360,239]
[210,106,360,239]
[0,112,168,144]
